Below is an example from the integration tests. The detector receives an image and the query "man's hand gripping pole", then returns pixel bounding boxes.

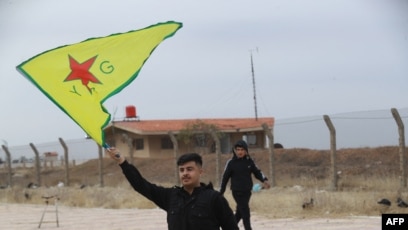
[103,143,121,158]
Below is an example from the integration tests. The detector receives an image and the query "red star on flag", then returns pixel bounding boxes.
[65,55,101,93]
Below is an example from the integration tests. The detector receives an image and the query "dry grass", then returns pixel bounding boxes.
[2,146,408,218]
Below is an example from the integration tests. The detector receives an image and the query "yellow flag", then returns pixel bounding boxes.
[17,21,182,146]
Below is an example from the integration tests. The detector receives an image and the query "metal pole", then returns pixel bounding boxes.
[29,143,41,186]
[168,131,179,185]
[250,51,258,121]
[59,138,69,186]
[1,144,12,187]
[262,123,275,187]
[391,108,406,188]
[323,115,337,191]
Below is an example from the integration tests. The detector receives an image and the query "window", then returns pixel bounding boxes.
[132,138,144,150]
[161,137,173,149]
[195,134,208,147]
[246,134,257,145]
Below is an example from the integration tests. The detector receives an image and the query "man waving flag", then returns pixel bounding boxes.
[17,21,182,147]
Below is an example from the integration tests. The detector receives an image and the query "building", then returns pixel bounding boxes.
[103,116,274,158]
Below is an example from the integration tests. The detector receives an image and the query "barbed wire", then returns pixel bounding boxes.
[275,108,408,125]
[1,108,407,155]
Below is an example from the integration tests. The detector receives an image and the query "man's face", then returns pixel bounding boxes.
[178,161,202,188]
[235,146,247,158]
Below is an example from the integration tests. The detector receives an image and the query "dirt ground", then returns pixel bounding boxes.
[0,203,382,230]
[0,146,404,229]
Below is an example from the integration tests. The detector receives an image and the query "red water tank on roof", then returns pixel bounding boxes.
[125,105,137,118]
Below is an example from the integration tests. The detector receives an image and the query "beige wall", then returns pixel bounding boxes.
[105,130,267,159]
[107,134,150,158]
[147,136,173,158]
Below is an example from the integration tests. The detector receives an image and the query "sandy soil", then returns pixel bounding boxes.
[0,203,381,230]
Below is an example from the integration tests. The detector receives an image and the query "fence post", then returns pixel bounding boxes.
[59,138,69,186]
[323,115,337,191]
[122,133,134,165]
[1,145,12,187]
[391,108,407,188]
[98,144,104,187]
[262,123,275,187]
[29,143,41,187]
[168,131,179,184]
[210,130,221,187]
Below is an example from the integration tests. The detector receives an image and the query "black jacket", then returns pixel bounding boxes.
[119,160,238,230]
[220,151,268,194]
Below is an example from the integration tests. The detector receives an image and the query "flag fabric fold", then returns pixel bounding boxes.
[17,21,182,146]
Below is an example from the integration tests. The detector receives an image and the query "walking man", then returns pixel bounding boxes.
[220,140,270,230]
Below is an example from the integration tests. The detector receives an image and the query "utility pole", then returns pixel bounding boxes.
[250,49,258,121]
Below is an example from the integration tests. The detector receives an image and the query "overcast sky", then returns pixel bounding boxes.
[1,0,407,148]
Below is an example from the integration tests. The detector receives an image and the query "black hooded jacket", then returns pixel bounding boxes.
[119,160,238,230]
[220,140,268,194]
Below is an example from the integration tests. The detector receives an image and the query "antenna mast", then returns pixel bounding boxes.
[250,49,258,121]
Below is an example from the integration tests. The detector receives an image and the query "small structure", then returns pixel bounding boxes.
[104,112,275,158]
[44,152,58,163]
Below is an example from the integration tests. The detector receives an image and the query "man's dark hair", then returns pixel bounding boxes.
[177,153,202,167]
[234,140,248,153]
